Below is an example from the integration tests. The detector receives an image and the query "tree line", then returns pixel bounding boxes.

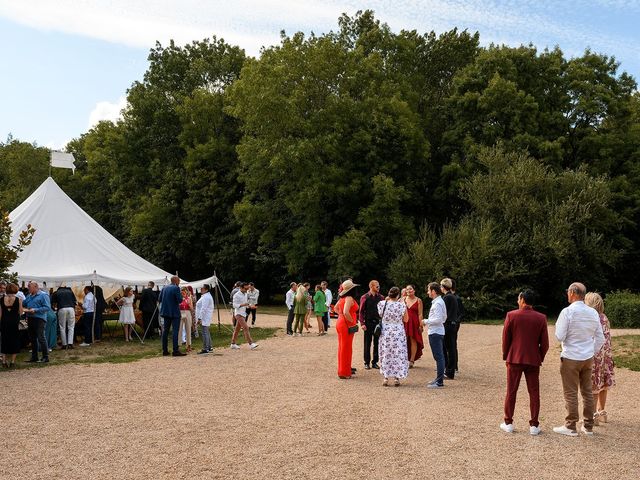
[1,11,639,317]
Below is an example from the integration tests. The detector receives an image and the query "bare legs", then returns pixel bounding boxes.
[593,389,609,424]
[316,315,325,335]
[409,337,417,365]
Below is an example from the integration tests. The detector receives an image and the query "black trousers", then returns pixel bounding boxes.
[247,308,257,325]
[363,322,379,366]
[142,310,159,338]
[323,311,330,330]
[286,308,295,334]
[455,323,461,370]
[27,318,48,360]
[443,323,458,378]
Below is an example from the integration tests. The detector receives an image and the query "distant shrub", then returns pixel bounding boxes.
[605,291,640,328]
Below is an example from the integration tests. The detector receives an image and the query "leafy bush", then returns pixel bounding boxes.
[605,291,640,328]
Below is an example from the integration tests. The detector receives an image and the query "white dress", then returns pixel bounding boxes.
[119,296,136,325]
[377,300,409,379]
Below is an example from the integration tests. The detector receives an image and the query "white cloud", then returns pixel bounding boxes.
[88,96,127,129]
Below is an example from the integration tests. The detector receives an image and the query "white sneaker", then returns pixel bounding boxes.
[529,426,541,436]
[500,422,514,433]
[249,343,259,350]
[230,343,240,350]
[553,426,578,437]
[79,342,91,347]
[580,425,594,436]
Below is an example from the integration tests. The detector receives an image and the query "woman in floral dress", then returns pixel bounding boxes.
[585,292,615,425]
[377,287,409,387]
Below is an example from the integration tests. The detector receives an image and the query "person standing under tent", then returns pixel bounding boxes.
[196,284,215,354]
[321,281,332,331]
[79,286,95,347]
[93,285,107,341]
[117,287,136,342]
[179,288,193,353]
[139,282,159,339]
[160,276,186,357]
[1,283,23,368]
[285,282,297,335]
[23,281,52,362]
[246,282,259,327]
[230,282,259,350]
[51,284,77,349]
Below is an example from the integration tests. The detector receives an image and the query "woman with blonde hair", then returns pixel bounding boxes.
[293,284,307,336]
[585,292,615,425]
[117,287,136,342]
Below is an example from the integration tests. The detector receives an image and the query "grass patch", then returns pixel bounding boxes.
[612,335,640,372]
[1,325,279,371]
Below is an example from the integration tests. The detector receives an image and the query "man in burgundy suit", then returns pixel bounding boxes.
[500,290,549,435]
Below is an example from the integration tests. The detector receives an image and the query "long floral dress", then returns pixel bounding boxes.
[377,300,409,379]
[592,313,616,393]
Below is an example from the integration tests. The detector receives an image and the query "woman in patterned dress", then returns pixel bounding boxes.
[585,292,615,425]
[377,287,409,387]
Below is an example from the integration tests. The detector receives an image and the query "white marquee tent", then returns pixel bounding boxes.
[8,177,217,290]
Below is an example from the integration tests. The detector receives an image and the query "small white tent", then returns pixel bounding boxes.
[8,177,216,289]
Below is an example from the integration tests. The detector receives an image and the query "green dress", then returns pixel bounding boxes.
[293,293,307,315]
[313,290,327,315]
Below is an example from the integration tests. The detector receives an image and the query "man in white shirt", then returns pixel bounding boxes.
[196,284,215,354]
[231,283,259,350]
[321,281,332,331]
[553,282,605,437]
[285,282,297,335]
[423,282,447,388]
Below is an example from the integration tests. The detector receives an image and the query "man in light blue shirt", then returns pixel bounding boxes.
[23,281,52,363]
[553,282,605,437]
[423,282,447,388]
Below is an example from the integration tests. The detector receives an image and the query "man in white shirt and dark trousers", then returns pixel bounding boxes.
[424,282,447,388]
[231,282,259,350]
[196,284,215,354]
[285,282,297,335]
[322,281,332,331]
[553,282,605,437]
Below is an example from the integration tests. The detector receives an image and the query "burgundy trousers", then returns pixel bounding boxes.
[504,363,541,427]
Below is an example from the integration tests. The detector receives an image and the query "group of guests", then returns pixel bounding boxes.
[285,281,332,336]
[331,277,463,388]
[500,282,615,436]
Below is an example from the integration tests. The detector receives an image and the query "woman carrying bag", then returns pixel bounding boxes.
[335,280,359,379]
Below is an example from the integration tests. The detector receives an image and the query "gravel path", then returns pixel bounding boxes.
[1,314,638,480]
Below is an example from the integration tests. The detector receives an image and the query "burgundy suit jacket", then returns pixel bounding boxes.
[502,306,549,366]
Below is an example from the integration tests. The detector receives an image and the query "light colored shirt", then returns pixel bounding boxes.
[423,295,446,335]
[82,292,95,313]
[324,289,332,307]
[555,300,605,361]
[285,289,295,310]
[233,290,248,317]
[247,288,259,306]
[195,292,215,327]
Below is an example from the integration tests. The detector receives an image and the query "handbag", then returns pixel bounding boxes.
[374,301,387,338]
[347,324,359,334]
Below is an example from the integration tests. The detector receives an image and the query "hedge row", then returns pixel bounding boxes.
[605,291,640,328]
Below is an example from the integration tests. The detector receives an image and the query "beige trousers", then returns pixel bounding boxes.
[560,357,595,431]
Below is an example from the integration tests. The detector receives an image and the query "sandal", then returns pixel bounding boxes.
[409,361,414,368]
[394,378,400,387]
[383,378,389,387]
[593,412,600,426]
[598,410,608,423]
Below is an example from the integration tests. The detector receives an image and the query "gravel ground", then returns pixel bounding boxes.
[1,313,638,480]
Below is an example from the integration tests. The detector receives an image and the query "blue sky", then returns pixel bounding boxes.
[1,0,639,150]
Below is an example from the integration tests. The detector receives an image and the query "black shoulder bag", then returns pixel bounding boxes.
[374,300,387,338]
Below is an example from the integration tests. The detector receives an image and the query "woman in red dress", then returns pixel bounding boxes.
[335,279,359,379]
[404,285,424,368]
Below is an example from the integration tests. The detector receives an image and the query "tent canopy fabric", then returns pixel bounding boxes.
[8,177,216,289]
